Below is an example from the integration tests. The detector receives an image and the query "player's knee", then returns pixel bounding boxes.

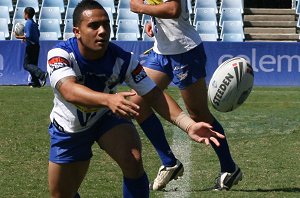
[119,151,144,178]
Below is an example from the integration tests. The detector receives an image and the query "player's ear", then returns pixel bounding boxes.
[73,27,80,39]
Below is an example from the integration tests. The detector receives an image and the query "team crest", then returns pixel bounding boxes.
[131,64,147,83]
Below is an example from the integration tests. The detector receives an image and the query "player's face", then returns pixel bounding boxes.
[74,8,111,59]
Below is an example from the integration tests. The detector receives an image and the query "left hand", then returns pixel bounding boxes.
[187,122,225,146]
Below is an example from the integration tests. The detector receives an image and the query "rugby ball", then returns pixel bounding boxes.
[146,0,163,5]
[14,23,25,36]
[208,57,254,112]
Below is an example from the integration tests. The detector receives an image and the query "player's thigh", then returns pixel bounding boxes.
[97,123,144,178]
[48,160,90,198]
[129,67,171,123]
[180,78,214,123]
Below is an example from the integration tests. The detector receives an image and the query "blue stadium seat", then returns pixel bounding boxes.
[63,32,74,40]
[117,0,130,9]
[103,7,114,26]
[116,33,139,41]
[39,7,62,24]
[64,19,73,33]
[39,32,58,40]
[16,0,39,13]
[42,0,65,13]
[222,33,244,42]
[219,8,243,27]
[141,14,151,26]
[39,19,62,39]
[0,19,9,38]
[0,0,13,12]
[220,21,244,39]
[65,7,75,20]
[67,0,81,8]
[97,0,116,14]
[117,19,140,37]
[199,33,218,41]
[0,32,5,40]
[220,0,244,13]
[193,8,217,26]
[195,21,218,38]
[194,0,218,13]
[116,8,139,24]
[0,6,11,24]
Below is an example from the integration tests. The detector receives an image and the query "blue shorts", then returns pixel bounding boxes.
[48,111,133,163]
[142,44,207,89]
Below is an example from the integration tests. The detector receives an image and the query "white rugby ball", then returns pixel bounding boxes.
[208,57,254,112]
[14,23,25,36]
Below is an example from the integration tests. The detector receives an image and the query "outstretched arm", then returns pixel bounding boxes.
[141,87,225,146]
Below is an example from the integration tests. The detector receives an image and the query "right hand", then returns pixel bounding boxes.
[107,91,140,119]
[145,22,154,38]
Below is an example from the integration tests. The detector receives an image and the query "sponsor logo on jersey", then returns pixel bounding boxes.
[48,56,70,73]
[131,64,147,83]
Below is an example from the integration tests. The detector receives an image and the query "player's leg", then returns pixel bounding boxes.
[97,123,149,197]
[48,161,89,198]
[130,67,184,190]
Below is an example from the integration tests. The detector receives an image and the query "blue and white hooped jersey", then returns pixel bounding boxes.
[47,38,156,133]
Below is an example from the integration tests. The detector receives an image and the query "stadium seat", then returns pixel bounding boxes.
[103,7,114,26]
[194,0,218,13]
[220,0,244,13]
[195,21,218,38]
[0,32,5,40]
[39,32,58,40]
[199,33,218,41]
[63,32,74,40]
[220,21,244,39]
[39,7,62,24]
[65,7,75,20]
[117,19,140,37]
[193,8,217,26]
[16,0,39,13]
[42,0,65,13]
[117,0,130,9]
[0,0,13,12]
[64,19,73,34]
[116,33,139,41]
[0,19,9,38]
[219,8,243,27]
[39,19,62,39]
[222,33,244,42]
[97,0,116,13]
[141,14,151,26]
[0,6,11,24]
[116,8,139,24]
[67,0,81,8]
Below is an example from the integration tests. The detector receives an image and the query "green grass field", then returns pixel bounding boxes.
[0,86,299,198]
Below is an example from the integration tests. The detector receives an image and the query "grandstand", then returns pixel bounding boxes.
[0,0,299,41]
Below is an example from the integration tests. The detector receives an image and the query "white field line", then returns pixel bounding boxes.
[164,98,191,198]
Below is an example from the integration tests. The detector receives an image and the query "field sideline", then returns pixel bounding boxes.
[0,86,299,197]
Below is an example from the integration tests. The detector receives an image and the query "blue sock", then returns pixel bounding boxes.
[123,173,149,198]
[211,118,236,173]
[139,113,177,166]
[74,192,80,198]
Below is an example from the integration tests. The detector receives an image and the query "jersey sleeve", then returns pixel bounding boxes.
[125,58,156,96]
[47,48,76,88]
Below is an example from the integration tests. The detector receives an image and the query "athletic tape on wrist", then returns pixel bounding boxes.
[173,112,195,132]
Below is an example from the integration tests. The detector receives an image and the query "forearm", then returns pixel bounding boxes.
[132,0,181,18]
[15,35,26,39]
[58,78,110,108]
